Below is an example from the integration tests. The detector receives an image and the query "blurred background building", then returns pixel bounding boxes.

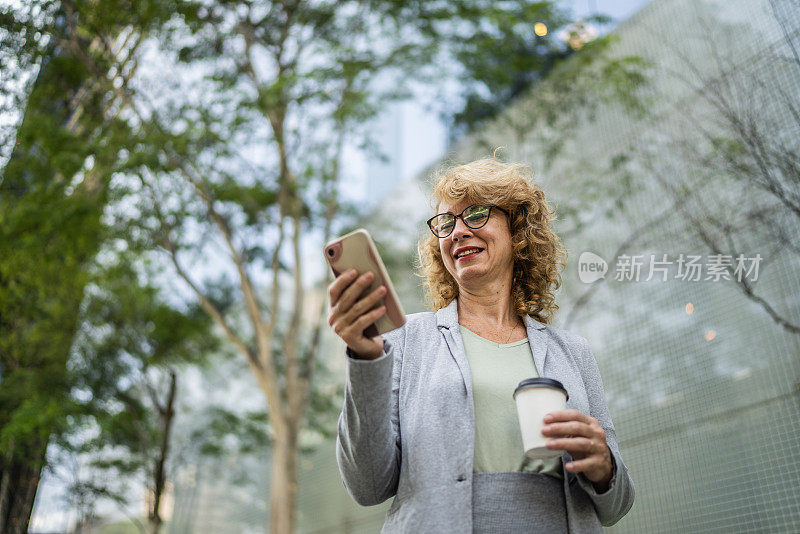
[364,104,404,208]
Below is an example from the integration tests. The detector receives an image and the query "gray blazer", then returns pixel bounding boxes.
[336,300,635,533]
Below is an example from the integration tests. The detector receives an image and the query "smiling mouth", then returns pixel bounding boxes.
[455,248,484,261]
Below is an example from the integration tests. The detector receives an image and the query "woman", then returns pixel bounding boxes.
[328,158,634,533]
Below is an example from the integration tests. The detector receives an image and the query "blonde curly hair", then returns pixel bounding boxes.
[417,158,567,324]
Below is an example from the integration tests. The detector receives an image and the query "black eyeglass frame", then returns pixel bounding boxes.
[426,204,510,238]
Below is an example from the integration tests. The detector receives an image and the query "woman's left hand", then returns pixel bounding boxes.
[541,409,614,492]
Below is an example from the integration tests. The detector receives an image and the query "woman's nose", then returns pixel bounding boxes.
[451,217,472,241]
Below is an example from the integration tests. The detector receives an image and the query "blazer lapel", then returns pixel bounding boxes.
[436,300,472,395]
[523,315,548,376]
[524,316,582,412]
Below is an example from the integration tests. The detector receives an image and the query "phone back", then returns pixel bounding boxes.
[324,229,405,336]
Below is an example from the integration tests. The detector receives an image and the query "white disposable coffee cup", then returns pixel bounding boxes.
[513,378,569,459]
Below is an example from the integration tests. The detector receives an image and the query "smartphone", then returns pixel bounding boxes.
[324,228,406,337]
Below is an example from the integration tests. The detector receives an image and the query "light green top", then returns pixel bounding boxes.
[460,326,563,479]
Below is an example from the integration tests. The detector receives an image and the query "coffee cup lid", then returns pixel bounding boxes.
[513,378,569,400]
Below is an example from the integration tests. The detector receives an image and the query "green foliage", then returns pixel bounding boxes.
[72,255,219,398]
[190,406,271,456]
[64,252,220,506]
[456,28,651,154]
[209,179,279,226]
[301,378,345,449]
[0,4,211,528]
[449,2,573,134]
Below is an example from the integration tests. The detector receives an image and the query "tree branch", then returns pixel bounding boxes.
[138,174,254,365]
[648,155,800,337]
[562,202,679,330]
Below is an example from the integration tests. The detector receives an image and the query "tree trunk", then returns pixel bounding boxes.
[148,519,161,534]
[149,371,177,534]
[0,439,45,534]
[269,422,300,534]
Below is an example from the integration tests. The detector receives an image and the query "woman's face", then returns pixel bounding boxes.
[436,198,515,291]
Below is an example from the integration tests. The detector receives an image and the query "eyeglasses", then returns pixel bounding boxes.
[427,204,509,238]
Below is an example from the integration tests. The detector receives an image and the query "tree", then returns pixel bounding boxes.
[0,2,179,530]
[65,257,219,534]
[111,1,426,527]
[443,2,575,137]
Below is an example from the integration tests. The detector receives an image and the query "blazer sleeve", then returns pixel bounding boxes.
[573,335,636,526]
[335,329,404,506]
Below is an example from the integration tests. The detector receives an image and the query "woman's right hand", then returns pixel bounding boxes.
[328,269,387,360]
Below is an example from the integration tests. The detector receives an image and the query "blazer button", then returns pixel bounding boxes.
[457,474,467,482]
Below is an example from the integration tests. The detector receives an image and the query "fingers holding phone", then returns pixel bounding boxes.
[328,269,386,360]
[324,229,406,360]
